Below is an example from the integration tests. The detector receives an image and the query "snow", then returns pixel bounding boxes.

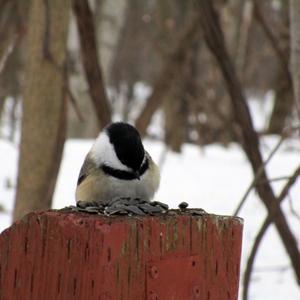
[0,140,17,225]
[1,134,300,299]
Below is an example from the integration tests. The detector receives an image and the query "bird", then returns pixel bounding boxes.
[75,122,160,205]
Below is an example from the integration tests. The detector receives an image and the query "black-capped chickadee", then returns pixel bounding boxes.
[75,122,160,204]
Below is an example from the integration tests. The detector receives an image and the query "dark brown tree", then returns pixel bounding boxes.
[252,1,293,133]
[14,0,71,220]
[195,0,300,283]
[72,0,111,129]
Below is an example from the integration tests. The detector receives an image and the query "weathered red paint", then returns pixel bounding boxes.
[0,211,243,300]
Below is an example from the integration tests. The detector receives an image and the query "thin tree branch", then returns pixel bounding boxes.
[72,0,111,129]
[243,165,300,300]
[234,134,285,216]
[195,0,300,284]
[288,194,300,222]
[256,176,295,185]
[253,265,290,273]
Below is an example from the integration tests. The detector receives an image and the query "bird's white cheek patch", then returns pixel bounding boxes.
[90,131,132,171]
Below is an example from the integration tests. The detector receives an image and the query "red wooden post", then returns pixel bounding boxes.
[0,211,243,300]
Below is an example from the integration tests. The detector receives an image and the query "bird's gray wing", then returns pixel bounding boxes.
[77,155,94,186]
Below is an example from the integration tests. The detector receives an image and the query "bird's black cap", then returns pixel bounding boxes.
[106,122,145,171]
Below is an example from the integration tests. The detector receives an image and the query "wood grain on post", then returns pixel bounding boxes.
[0,211,243,300]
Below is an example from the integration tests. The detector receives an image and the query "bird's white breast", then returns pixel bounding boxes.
[103,161,159,201]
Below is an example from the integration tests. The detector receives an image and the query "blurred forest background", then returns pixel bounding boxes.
[0,0,300,299]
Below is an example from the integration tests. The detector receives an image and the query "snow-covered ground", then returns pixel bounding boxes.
[1,134,300,299]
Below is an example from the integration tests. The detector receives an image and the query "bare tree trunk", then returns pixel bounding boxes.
[252,1,293,133]
[196,0,300,283]
[164,44,196,152]
[289,0,300,118]
[269,69,293,134]
[73,0,111,129]
[235,0,253,77]
[14,0,70,221]
[164,89,188,152]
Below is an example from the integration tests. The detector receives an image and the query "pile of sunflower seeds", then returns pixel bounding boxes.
[61,198,206,217]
